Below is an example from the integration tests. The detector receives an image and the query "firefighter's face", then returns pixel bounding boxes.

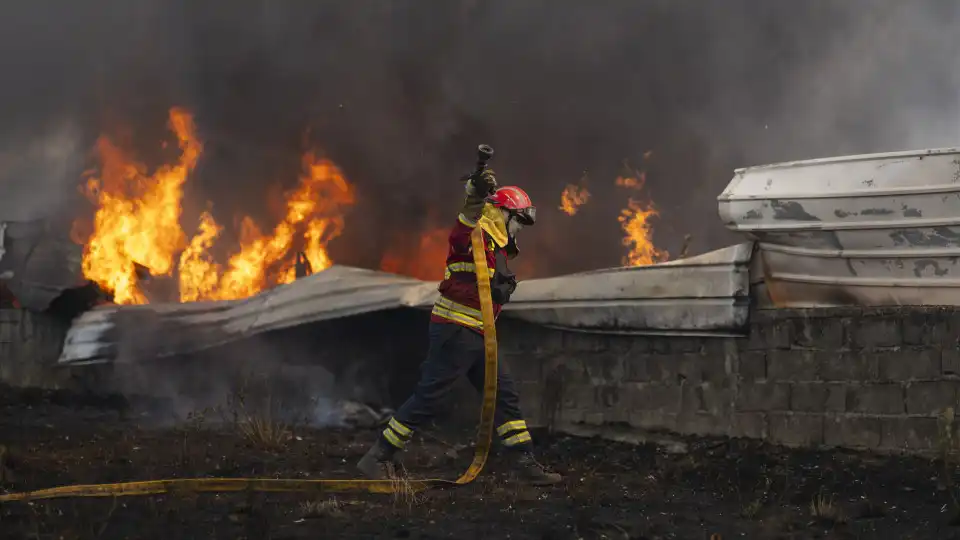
[503,209,524,238]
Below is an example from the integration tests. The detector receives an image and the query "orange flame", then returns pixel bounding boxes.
[206,153,355,300]
[559,183,590,216]
[177,211,223,303]
[77,108,356,304]
[616,172,668,266]
[81,108,199,304]
[380,227,450,281]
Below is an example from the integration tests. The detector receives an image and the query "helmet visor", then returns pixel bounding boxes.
[515,206,536,226]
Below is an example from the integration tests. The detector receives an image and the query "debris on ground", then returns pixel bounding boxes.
[0,385,954,539]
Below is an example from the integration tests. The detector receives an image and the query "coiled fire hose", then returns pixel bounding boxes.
[0,226,499,502]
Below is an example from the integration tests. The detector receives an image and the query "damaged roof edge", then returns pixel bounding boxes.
[58,243,756,366]
[0,220,86,311]
[720,146,960,307]
[731,146,960,175]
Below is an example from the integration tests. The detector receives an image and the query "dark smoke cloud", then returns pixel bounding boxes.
[2,0,960,276]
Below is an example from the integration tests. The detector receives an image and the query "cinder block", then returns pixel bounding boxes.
[768,318,794,350]
[532,327,565,354]
[627,382,681,415]
[877,349,940,381]
[627,410,678,431]
[879,417,940,451]
[702,337,739,360]
[847,383,904,415]
[902,311,948,347]
[665,337,704,354]
[562,331,609,353]
[736,381,790,412]
[768,350,819,381]
[596,386,629,424]
[648,352,727,386]
[700,353,729,384]
[943,310,960,349]
[679,382,702,414]
[824,383,847,413]
[628,336,653,354]
[790,315,850,350]
[700,382,734,416]
[905,381,959,415]
[738,351,767,381]
[943,348,960,377]
[592,384,622,410]
[674,353,709,384]
[583,352,625,384]
[606,335,635,355]
[624,353,652,382]
[731,412,767,439]
[852,316,902,349]
[650,338,671,355]
[558,408,586,424]
[0,321,14,345]
[559,382,595,410]
[746,317,792,351]
[791,382,827,413]
[582,412,605,426]
[768,412,824,446]
[505,351,542,383]
[824,415,881,448]
[821,352,879,382]
[677,412,730,437]
[644,355,672,383]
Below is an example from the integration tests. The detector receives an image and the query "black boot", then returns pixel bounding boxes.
[511,450,562,486]
[356,438,398,480]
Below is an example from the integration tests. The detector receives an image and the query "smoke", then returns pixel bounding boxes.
[2,1,960,275]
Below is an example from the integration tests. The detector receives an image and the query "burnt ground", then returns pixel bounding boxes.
[0,386,957,540]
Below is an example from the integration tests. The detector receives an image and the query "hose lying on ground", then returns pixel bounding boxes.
[0,226,499,502]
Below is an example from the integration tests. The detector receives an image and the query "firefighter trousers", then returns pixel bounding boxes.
[379,321,534,452]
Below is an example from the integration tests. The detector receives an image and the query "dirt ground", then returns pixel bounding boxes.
[0,385,957,540]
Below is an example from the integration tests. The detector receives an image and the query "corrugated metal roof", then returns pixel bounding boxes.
[719,147,960,306]
[503,242,753,334]
[59,243,754,366]
[0,220,84,311]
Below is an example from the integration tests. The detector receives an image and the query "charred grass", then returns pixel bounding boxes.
[0,385,955,539]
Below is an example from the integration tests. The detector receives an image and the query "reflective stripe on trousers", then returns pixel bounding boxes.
[497,420,532,447]
[382,417,414,449]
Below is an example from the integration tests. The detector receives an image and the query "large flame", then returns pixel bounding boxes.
[616,172,668,266]
[78,108,356,304]
[81,108,200,304]
[194,153,355,301]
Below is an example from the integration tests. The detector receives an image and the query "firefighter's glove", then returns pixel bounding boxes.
[491,274,517,304]
[491,250,517,304]
[466,169,498,198]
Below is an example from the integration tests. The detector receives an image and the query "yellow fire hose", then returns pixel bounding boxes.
[0,227,499,502]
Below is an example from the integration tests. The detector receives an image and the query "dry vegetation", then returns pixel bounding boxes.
[0,385,956,539]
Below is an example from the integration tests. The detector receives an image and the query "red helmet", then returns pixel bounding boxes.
[486,186,536,225]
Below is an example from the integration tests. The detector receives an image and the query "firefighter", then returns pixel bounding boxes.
[357,167,562,486]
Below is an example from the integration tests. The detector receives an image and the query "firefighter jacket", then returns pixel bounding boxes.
[431,198,516,334]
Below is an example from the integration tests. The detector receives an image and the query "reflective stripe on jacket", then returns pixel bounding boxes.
[430,212,505,332]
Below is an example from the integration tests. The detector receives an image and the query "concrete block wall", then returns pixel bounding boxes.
[0,309,70,388]
[499,306,960,454]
